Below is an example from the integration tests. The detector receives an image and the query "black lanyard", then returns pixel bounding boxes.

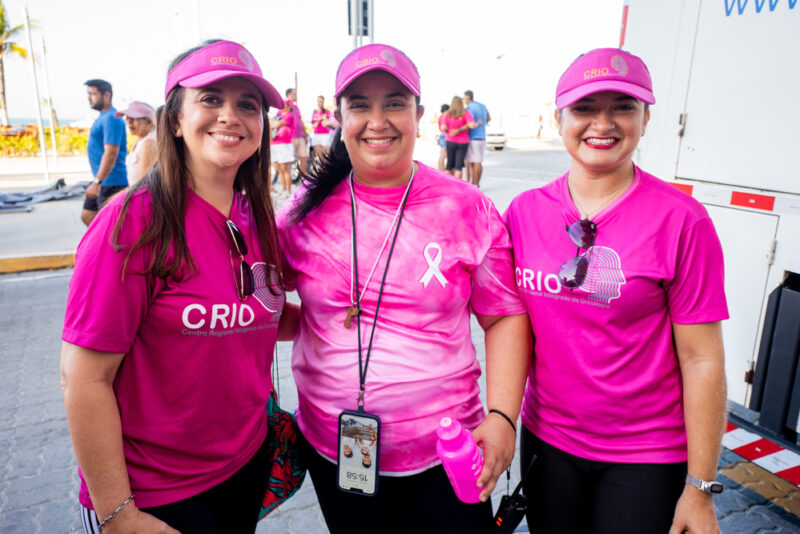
[350,169,414,412]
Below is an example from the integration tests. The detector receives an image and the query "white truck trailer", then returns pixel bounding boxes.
[621,0,800,439]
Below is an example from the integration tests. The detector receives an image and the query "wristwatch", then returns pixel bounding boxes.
[686,474,724,494]
[91,178,101,185]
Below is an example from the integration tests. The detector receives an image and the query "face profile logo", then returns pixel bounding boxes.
[380,49,397,67]
[610,54,629,75]
[238,49,255,71]
[577,246,626,303]
[251,262,285,316]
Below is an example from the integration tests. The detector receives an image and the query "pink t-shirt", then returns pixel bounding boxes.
[290,100,304,138]
[273,109,294,144]
[442,111,474,144]
[277,162,525,473]
[63,188,284,509]
[503,166,728,463]
[312,108,334,134]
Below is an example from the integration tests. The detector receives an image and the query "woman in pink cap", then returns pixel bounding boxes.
[277,43,531,533]
[61,40,297,533]
[271,99,296,198]
[115,101,157,185]
[503,48,728,533]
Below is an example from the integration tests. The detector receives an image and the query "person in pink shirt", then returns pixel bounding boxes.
[503,48,728,534]
[310,95,337,159]
[60,39,298,534]
[441,95,477,179]
[277,43,531,533]
[272,99,296,197]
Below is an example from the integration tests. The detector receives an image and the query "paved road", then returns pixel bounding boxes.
[2,142,799,533]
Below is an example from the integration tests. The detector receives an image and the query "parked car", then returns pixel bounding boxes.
[486,126,506,150]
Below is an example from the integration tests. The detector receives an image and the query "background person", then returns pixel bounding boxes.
[272,99,296,198]
[463,90,490,187]
[437,103,449,171]
[81,79,127,226]
[310,95,337,159]
[61,39,296,534]
[286,87,309,177]
[441,95,477,180]
[503,48,728,534]
[115,101,156,185]
[277,43,531,534]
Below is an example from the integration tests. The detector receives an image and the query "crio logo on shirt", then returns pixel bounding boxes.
[182,302,255,330]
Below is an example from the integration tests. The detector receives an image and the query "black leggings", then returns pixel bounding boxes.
[301,432,494,534]
[520,427,686,534]
[81,434,271,534]
[445,141,469,171]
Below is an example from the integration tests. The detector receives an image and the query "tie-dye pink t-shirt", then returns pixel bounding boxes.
[503,166,728,463]
[277,162,525,473]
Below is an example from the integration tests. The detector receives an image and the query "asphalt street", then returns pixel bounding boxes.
[2,142,799,532]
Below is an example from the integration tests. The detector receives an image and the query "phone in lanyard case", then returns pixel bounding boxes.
[337,410,381,496]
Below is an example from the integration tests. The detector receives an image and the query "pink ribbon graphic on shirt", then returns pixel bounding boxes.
[419,242,448,288]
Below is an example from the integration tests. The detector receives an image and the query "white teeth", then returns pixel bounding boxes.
[365,138,392,145]
[586,138,617,145]
[212,133,239,142]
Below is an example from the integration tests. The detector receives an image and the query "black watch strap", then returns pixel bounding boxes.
[686,474,724,494]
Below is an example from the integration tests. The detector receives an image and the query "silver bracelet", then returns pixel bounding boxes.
[98,494,134,531]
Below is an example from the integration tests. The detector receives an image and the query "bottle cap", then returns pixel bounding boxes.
[437,417,462,441]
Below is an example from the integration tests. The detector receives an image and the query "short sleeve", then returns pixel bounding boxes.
[470,197,526,317]
[284,112,295,130]
[62,196,154,353]
[103,116,126,148]
[666,217,729,324]
[465,111,474,124]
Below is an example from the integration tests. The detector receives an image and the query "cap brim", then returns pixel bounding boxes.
[115,110,150,119]
[179,70,285,110]
[556,80,655,109]
[334,64,420,98]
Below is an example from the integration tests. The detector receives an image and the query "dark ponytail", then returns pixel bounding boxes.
[289,126,351,223]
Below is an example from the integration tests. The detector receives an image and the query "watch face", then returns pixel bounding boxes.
[709,482,724,494]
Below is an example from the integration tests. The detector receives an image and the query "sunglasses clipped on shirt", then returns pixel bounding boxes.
[557,219,597,289]
[226,219,285,300]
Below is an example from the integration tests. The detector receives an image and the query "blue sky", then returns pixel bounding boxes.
[3,0,622,129]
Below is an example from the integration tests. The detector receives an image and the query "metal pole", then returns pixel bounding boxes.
[368,0,374,44]
[23,6,49,182]
[41,36,57,160]
[350,0,361,50]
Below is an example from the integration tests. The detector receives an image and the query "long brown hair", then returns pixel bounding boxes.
[446,96,465,118]
[112,40,280,282]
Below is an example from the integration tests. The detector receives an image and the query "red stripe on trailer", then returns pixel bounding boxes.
[730,191,775,211]
[726,421,737,432]
[734,438,783,461]
[776,464,800,486]
[619,3,630,47]
[671,182,694,196]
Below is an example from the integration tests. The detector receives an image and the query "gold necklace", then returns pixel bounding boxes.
[568,171,634,220]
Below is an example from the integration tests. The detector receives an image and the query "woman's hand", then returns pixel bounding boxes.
[668,486,719,534]
[472,414,516,502]
[102,505,181,533]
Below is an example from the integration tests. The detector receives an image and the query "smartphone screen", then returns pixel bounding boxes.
[337,410,380,496]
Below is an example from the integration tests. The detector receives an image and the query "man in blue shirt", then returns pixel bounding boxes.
[463,90,490,187]
[81,79,127,226]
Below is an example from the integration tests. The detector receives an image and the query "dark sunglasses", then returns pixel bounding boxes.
[226,220,255,299]
[557,219,597,289]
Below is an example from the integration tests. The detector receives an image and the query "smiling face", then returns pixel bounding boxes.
[175,77,264,184]
[557,90,649,178]
[339,70,424,187]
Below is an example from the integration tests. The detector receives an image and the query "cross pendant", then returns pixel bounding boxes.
[344,305,361,329]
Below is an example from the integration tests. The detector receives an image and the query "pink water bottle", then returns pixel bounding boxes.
[436,417,484,503]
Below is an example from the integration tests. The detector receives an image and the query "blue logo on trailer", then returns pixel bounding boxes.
[725,0,798,15]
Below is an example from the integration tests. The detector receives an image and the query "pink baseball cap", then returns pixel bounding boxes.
[334,43,420,98]
[164,40,283,109]
[114,101,155,120]
[555,48,655,109]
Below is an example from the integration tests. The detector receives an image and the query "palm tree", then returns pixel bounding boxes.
[0,1,29,127]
